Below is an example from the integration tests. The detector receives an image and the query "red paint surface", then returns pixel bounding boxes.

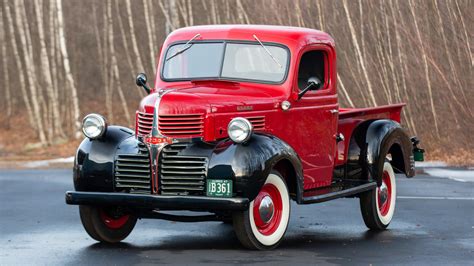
[136,25,405,191]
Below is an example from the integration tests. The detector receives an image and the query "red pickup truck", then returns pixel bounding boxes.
[66,25,423,250]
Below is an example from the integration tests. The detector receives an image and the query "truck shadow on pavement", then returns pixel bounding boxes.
[84,225,395,251]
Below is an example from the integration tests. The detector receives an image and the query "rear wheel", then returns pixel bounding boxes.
[233,171,290,250]
[79,205,137,243]
[360,162,397,230]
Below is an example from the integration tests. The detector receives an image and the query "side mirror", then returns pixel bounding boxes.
[136,73,150,94]
[298,77,322,100]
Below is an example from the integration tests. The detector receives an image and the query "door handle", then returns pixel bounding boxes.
[330,109,339,114]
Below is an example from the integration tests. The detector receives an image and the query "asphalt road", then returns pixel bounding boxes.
[1,169,473,265]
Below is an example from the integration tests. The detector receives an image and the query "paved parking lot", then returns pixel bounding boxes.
[0,169,473,265]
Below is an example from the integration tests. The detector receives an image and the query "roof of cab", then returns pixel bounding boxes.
[164,25,335,49]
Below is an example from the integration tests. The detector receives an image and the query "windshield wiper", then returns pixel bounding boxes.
[166,33,201,61]
[253,34,282,68]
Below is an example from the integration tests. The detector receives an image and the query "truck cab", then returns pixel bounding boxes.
[66,25,422,250]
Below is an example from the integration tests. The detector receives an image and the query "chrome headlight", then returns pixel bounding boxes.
[82,113,107,139]
[227,117,253,143]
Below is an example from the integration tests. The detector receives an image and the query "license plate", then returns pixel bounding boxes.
[207,179,233,197]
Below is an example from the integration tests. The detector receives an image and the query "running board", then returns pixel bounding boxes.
[301,182,377,204]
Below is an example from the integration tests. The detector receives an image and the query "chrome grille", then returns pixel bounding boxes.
[159,114,204,137]
[159,144,207,196]
[136,111,204,138]
[136,112,153,136]
[114,142,151,194]
[247,116,265,131]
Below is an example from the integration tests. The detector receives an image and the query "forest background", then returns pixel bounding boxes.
[0,0,472,165]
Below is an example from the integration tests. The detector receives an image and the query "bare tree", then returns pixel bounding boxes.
[56,0,80,137]
[143,0,157,72]
[1,0,473,163]
[125,0,147,97]
[408,0,439,136]
[342,0,377,106]
[453,0,473,67]
[107,0,131,125]
[0,6,12,125]
[14,0,47,144]
[34,0,64,140]
[236,0,250,24]
[115,1,139,82]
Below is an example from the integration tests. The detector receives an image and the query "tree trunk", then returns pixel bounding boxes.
[0,6,12,125]
[14,0,47,145]
[407,0,439,136]
[342,0,377,107]
[56,0,81,138]
[125,0,146,74]
[34,0,64,140]
[107,0,131,125]
[5,2,36,130]
[143,0,157,72]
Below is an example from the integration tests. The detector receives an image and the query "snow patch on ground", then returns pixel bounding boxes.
[24,157,74,168]
[415,161,448,167]
[423,168,474,183]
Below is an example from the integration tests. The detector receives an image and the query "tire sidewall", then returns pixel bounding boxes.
[81,206,137,243]
[245,171,290,248]
[374,162,397,226]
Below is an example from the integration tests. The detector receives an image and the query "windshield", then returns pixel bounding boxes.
[162,41,289,83]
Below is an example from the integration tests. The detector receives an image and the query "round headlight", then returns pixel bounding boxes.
[228,117,253,143]
[82,114,107,139]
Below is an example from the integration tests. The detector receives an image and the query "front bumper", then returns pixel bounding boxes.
[65,191,249,211]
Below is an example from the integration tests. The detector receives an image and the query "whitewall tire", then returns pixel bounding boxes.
[233,171,290,250]
[360,162,397,230]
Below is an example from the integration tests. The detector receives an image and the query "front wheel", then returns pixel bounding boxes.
[359,162,397,230]
[79,205,137,243]
[233,171,290,250]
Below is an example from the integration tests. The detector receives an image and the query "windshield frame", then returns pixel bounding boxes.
[160,39,291,85]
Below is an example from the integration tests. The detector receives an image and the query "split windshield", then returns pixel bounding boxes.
[162,41,289,83]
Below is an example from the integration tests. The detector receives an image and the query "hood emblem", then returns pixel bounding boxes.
[237,105,253,111]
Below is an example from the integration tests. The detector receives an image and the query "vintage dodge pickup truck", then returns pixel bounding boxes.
[66,25,423,249]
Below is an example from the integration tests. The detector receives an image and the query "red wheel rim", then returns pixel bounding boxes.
[253,183,283,236]
[100,209,129,229]
[377,171,392,216]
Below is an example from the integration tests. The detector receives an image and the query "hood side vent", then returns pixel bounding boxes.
[246,116,265,131]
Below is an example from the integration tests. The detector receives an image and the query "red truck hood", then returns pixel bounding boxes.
[138,83,284,115]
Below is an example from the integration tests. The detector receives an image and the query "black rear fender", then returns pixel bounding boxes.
[347,120,415,185]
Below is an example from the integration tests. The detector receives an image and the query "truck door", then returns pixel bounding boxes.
[288,45,338,190]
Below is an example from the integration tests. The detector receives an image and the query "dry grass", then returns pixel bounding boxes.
[0,114,81,161]
[428,148,474,167]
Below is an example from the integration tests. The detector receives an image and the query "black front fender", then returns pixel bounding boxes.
[74,126,135,192]
[207,134,303,201]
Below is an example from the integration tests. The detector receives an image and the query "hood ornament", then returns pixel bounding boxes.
[145,89,174,193]
[145,89,174,145]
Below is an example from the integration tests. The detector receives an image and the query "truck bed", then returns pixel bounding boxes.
[335,103,406,166]
[339,103,405,122]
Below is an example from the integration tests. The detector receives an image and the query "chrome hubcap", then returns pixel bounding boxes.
[379,181,388,204]
[259,195,274,223]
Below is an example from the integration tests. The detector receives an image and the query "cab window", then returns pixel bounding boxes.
[297,50,325,90]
